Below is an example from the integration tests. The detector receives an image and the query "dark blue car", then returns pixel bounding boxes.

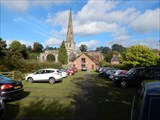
[130,81,160,120]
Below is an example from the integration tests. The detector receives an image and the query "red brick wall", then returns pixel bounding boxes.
[73,54,96,71]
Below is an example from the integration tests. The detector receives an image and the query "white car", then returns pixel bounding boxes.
[58,69,68,78]
[25,68,63,84]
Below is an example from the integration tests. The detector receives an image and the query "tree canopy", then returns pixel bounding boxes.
[58,41,68,65]
[124,45,158,67]
[112,44,126,54]
[33,42,43,52]
[79,44,87,52]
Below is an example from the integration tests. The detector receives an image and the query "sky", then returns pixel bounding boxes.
[0,0,160,50]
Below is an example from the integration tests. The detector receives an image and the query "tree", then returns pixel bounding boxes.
[10,40,21,51]
[9,41,28,59]
[79,44,87,52]
[58,41,68,64]
[0,37,7,59]
[33,42,43,52]
[96,46,111,54]
[27,46,32,52]
[112,44,126,54]
[124,45,158,67]
[20,44,29,59]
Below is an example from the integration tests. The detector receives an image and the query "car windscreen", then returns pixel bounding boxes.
[147,96,160,120]
[126,68,136,75]
[0,75,12,82]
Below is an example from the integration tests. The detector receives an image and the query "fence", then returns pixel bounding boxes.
[0,72,15,79]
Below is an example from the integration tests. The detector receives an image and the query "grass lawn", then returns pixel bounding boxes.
[4,71,137,120]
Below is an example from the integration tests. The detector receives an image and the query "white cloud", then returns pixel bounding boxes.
[46,37,62,46]
[1,0,29,12]
[1,0,70,12]
[76,40,99,50]
[46,10,70,27]
[130,8,160,33]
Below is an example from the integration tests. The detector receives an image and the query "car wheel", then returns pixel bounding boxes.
[120,80,128,88]
[49,77,56,84]
[27,77,33,83]
[69,73,72,76]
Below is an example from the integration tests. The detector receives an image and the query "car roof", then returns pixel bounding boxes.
[142,81,160,95]
[40,68,58,70]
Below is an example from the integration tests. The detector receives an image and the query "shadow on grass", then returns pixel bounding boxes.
[70,72,138,120]
[4,98,72,120]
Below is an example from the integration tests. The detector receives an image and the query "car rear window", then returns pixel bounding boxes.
[147,97,160,120]
[0,75,12,82]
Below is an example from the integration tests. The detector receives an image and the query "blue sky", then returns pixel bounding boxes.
[0,0,160,50]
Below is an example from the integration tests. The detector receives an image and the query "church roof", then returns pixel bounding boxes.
[111,55,119,61]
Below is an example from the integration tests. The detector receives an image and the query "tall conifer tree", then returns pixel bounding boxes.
[58,41,68,64]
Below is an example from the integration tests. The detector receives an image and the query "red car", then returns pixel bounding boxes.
[67,68,75,76]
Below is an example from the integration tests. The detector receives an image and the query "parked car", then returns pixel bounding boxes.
[81,66,87,71]
[99,67,113,76]
[112,66,160,88]
[103,69,118,78]
[109,70,127,80]
[130,80,160,120]
[0,75,23,100]
[0,96,5,119]
[67,68,75,76]
[58,69,68,78]
[25,69,63,84]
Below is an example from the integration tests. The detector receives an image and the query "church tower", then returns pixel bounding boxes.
[65,8,77,62]
[65,9,75,51]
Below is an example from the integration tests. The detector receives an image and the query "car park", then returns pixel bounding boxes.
[0,75,23,101]
[130,80,160,120]
[25,68,63,84]
[112,66,160,88]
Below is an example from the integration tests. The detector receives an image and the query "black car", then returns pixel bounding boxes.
[0,96,5,119]
[130,81,160,120]
[0,75,23,101]
[112,66,160,88]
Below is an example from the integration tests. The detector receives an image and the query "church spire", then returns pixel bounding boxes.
[66,8,74,43]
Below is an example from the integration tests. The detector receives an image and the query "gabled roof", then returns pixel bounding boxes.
[111,55,119,61]
[73,52,98,64]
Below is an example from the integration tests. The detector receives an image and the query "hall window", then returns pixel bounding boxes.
[81,58,86,64]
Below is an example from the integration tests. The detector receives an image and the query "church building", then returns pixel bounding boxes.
[39,8,103,70]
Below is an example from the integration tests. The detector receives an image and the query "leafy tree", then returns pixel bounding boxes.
[112,44,126,54]
[20,44,29,59]
[124,45,158,67]
[96,46,111,54]
[27,46,32,52]
[79,44,87,52]
[46,54,55,62]
[58,41,68,64]
[9,41,28,59]
[10,40,22,51]
[0,37,7,58]
[33,42,43,52]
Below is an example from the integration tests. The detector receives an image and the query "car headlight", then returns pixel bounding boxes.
[115,77,119,80]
